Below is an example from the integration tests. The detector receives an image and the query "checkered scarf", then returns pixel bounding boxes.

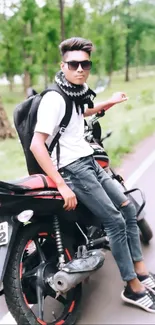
[55,70,96,114]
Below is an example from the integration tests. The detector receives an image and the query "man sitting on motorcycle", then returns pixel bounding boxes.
[30,37,155,313]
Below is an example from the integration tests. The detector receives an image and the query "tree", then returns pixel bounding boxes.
[65,0,86,39]
[0,4,23,91]
[59,0,65,41]
[119,0,155,81]
[85,0,125,80]
[38,1,61,87]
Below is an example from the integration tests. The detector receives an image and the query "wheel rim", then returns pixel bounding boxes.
[19,231,77,324]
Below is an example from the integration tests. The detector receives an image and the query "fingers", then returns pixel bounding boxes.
[63,195,77,211]
[111,92,129,104]
[122,97,129,102]
[112,92,128,100]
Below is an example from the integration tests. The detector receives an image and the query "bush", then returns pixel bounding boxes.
[140,89,154,105]
[124,103,133,111]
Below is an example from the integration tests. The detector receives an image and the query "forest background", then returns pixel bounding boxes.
[0,0,155,180]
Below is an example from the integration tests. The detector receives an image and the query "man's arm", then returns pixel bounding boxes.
[30,132,77,211]
[30,133,65,186]
[84,91,128,117]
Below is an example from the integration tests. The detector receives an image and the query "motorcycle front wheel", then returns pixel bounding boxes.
[3,222,82,325]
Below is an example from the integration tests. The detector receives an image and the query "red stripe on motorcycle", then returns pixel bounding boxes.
[23,294,29,306]
[20,175,45,189]
[65,248,72,261]
[68,300,75,313]
[55,320,65,325]
[19,262,23,279]
[97,160,108,168]
[37,318,47,325]
[38,233,48,236]
[25,240,33,249]
[34,195,62,199]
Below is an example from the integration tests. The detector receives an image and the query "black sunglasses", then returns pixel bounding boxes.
[64,60,92,71]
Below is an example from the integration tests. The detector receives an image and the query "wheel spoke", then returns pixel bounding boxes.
[34,238,46,262]
[56,294,68,305]
[36,285,44,320]
[22,266,38,279]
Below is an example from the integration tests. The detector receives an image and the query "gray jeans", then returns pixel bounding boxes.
[60,155,143,282]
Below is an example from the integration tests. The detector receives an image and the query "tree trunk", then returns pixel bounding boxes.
[44,63,48,89]
[108,37,115,85]
[125,0,131,82]
[23,22,33,96]
[135,40,140,79]
[23,71,31,96]
[8,76,14,92]
[0,97,16,139]
[125,33,130,82]
[59,0,65,41]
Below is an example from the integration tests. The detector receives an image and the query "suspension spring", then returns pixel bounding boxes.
[53,216,65,267]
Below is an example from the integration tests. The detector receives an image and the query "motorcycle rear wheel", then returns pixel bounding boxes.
[137,218,153,244]
[3,222,82,325]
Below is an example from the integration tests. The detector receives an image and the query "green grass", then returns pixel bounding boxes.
[0,73,155,180]
[97,75,155,165]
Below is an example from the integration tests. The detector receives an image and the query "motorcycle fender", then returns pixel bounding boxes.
[0,216,21,282]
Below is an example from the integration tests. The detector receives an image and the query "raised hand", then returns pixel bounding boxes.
[110,92,128,104]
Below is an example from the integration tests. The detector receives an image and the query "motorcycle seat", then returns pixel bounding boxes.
[0,174,57,193]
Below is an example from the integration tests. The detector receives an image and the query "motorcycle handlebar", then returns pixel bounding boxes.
[86,110,105,131]
[85,110,113,143]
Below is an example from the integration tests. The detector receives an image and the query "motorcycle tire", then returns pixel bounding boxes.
[3,222,82,325]
[137,218,153,244]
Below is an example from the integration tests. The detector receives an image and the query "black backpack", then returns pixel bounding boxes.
[14,84,73,175]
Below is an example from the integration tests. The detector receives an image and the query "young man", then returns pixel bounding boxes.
[30,37,155,312]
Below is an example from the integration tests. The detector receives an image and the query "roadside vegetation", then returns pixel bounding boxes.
[1,0,155,180]
[0,70,155,180]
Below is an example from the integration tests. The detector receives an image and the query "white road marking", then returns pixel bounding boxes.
[125,149,155,189]
[1,149,155,324]
[0,312,16,324]
[0,296,16,324]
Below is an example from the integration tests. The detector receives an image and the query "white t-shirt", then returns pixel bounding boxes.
[34,91,93,169]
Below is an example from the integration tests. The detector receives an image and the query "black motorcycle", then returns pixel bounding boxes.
[0,112,153,325]
[0,172,107,325]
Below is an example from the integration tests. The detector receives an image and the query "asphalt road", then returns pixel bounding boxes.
[0,135,155,324]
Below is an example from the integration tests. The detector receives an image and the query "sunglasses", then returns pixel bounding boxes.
[64,60,92,71]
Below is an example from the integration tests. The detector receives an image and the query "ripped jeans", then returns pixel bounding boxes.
[60,155,143,282]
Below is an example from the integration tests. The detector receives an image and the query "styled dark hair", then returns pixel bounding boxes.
[59,37,94,57]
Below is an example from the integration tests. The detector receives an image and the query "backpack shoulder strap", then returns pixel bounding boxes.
[40,84,73,131]
[41,84,73,164]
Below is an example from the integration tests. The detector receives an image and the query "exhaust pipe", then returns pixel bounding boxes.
[53,270,92,293]
[51,248,105,293]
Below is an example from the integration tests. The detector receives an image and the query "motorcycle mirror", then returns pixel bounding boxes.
[101,130,113,142]
[106,130,112,138]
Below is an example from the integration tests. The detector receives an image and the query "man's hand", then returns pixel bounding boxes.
[110,92,128,104]
[57,183,77,211]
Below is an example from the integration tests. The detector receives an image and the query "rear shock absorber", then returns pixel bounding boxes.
[53,216,65,269]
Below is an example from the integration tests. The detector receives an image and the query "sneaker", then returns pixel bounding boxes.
[121,284,155,313]
[138,273,155,294]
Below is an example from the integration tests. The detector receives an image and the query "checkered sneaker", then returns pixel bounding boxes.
[121,285,155,313]
[138,273,155,294]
